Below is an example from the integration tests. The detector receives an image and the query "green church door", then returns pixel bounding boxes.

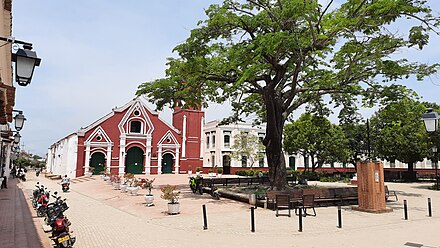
[162,154,173,174]
[125,147,144,174]
[90,152,106,175]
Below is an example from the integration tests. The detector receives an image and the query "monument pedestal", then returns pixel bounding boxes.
[352,161,392,213]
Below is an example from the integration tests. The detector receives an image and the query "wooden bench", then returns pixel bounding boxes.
[266,187,358,209]
[385,185,398,201]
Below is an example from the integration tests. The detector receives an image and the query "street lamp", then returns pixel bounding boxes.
[13,132,21,144]
[422,108,440,190]
[12,47,41,86]
[422,108,439,132]
[0,36,41,87]
[13,110,26,132]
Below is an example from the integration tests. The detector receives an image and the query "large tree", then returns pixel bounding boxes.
[283,113,350,171]
[137,0,439,189]
[370,97,431,180]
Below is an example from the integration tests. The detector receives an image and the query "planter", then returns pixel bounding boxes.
[120,184,128,193]
[187,170,193,177]
[208,172,217,178]
[196,171,201,176]
[217,173,223,178]
[85,172,93,177]
[103,176,110,181]
[113,182,121,190]
[144,194,154,206]
[167,203,180,215]
[127,186,140,196]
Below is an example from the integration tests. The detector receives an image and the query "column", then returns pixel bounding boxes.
[157,146,162,174]
[174,148,180,174]
[106,144,112,174]
[182,115,187,158]
[119,136,126,175]
[145,134,152,175]
[84,144,91,174]
[200,116,204,158]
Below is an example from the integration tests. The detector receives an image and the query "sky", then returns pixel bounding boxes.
[11,0,440,156]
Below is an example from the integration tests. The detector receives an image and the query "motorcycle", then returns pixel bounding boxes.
[51,231,76,248]
[36,190,50,217]
[46,193,75,247]
[189,176,203,195]
[61,183,70,192]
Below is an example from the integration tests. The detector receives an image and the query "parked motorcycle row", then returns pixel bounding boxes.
[31,182,76,248]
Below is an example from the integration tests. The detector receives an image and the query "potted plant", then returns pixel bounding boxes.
[208,168,216,178]
[217,167,223,177]
[161,184,181,215]
[127,178,140,196]
[121,173,134,193]
[187,165,193,177]
[142,178,155,206]
[196,167,201,176]
[112,175,121,190]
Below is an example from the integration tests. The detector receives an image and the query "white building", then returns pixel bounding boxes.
[202,120,270,174]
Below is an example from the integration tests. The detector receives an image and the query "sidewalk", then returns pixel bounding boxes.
[0,177,51,248]
[20,173,440,248]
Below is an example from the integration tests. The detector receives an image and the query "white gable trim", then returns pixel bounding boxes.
[85,126,112,144]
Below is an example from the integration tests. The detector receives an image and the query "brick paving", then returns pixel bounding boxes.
[0,177,51,248]
[16,173,440,247]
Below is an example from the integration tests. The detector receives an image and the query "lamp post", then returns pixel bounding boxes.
[13,110,26,132]
[422,108,440,190]
[0,36,41,87]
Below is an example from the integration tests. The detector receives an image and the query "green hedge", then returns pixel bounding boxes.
[235,170,264,177]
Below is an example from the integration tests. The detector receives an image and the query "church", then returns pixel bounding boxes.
[46,97,204,178]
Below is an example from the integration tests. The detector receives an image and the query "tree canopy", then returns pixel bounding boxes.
[137,0,440,189]
[370,97,430,180]
[284,113,350,171]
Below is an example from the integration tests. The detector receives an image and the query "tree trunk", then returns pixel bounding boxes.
[263,88,287,190]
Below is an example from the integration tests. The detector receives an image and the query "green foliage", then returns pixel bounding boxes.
[284,113,350,170]
[136,0,440,189]
[231,131,265,168]
[370,98,432,172]
[235,170,263,177]
[160,184,180,204]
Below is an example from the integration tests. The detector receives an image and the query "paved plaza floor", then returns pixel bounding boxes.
[7,173,440,247]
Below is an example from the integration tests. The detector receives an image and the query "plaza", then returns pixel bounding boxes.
[1,171,438,248]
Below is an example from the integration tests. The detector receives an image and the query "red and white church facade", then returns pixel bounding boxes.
[46,97,204,178]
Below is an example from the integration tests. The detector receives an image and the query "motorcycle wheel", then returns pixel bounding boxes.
[37,207,45,217]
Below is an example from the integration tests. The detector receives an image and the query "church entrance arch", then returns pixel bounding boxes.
[90,152,106,175]
[125,146,144,174]
[162,153,174,174]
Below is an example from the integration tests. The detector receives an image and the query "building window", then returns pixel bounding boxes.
[212,133,216,148]
[241,156,247,167]
[133,110,140,116]
[206,134,210,148]
[289,156,296,169]
[130,121,142,133]
[96,135,102,141]
[259,153,265,167]
[211,154,215,168]
[224,135,230,148]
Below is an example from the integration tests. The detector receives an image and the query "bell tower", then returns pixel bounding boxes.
[172,103,204,172]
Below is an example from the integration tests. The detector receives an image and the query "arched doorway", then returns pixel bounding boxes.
[222,155,231,174]
[162,153,174,174]
[90,152,106,175]
[125,146,144,174]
